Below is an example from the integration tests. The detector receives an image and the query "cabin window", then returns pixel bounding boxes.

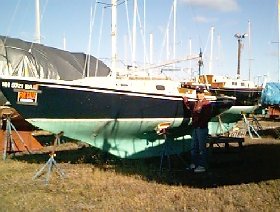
[232,82,237,86]
[241,82,245,86]
[156,85,165,90]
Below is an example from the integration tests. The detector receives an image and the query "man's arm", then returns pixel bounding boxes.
[203,101,212,122]
[183,96,195,110]
[183,96,189,107]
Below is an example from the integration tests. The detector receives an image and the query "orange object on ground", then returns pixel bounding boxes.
[268,106,280,118]
[0,130,43,152]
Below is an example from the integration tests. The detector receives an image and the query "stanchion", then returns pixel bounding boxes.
[32,131,65,185]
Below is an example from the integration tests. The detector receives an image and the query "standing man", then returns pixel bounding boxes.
[183,87,212,173]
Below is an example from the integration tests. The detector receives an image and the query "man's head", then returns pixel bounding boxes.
[196,88,205,100]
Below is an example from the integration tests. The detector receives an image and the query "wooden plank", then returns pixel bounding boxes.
[207,136,244,149]
[0,130,43,152]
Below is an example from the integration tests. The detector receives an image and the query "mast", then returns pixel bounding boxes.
[198,49,203,75]
[248,20,252,81]
[34,0,41,43]
[217,34,221,73]
[173,0,177,62]
[143,0,146,70]
[86,5,94,77]
[278,0,280,82]
[208,26,214,74]
[149,33,153,65]
[63,34,66,50]
[166,28,170,60]
[132,0,137,68]
[189,38,192,76]
[111,0,117,78]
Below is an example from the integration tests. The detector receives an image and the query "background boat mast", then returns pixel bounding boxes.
[173,0,177,63]
[278,0,280,82]
[111,0,117,78]
[248,20,252,81]
[209,26,214,74]
[34,0,41,43]
[132,0,137,69]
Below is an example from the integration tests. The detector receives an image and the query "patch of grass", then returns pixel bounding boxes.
[0,133,280,211]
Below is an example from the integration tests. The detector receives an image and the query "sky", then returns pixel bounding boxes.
[0,0,279,83]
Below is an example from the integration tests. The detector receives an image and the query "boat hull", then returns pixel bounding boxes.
[210,87,262,106]
[28,118,192,158]
[0,77,234,158]
[0,77,193,158]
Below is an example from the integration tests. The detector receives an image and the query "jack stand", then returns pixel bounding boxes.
[242,113,261,139]
[33,131,65,185]
[156,123,186,175]
[2,113,31,160]
[251,115,263,131]
[216,115,231,135]
[159,133,173,174]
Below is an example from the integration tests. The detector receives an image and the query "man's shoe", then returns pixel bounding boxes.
[194,166,206,173]
[186,163,195,171]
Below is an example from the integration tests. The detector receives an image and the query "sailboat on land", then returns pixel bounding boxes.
[181,25,262,136]
[0,0,110,106]
[0,0,234,158]
[183,26,262,107]
[260,0,280,118]
[184,74,262,106]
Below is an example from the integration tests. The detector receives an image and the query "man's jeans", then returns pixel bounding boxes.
[191,127,208,167]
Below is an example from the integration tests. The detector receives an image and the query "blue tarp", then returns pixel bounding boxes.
[261,82,280,105]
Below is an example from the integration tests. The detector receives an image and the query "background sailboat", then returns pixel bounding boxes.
[0,0,111,105]
[260,0,280,118]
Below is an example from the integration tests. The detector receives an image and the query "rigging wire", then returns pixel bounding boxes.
[187,3,204,52]
[158,1,174,64]
[29,0,49,50]
[83,0,98,77]
[125,0,133,62]
[3,0,22,45]
[97,0,128,8]
[135,0,149,67]
[96,0,131,68]
[3,0,50,78]
[95,6,106,76]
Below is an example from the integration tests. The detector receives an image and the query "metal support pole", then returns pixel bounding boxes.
[2,114,30,160]
[242,114,261,139]
[237,38,241,79]
[32,131,65,185]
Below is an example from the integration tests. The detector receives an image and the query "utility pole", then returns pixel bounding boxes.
[234,33,248,79]
[198,49,203,76]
